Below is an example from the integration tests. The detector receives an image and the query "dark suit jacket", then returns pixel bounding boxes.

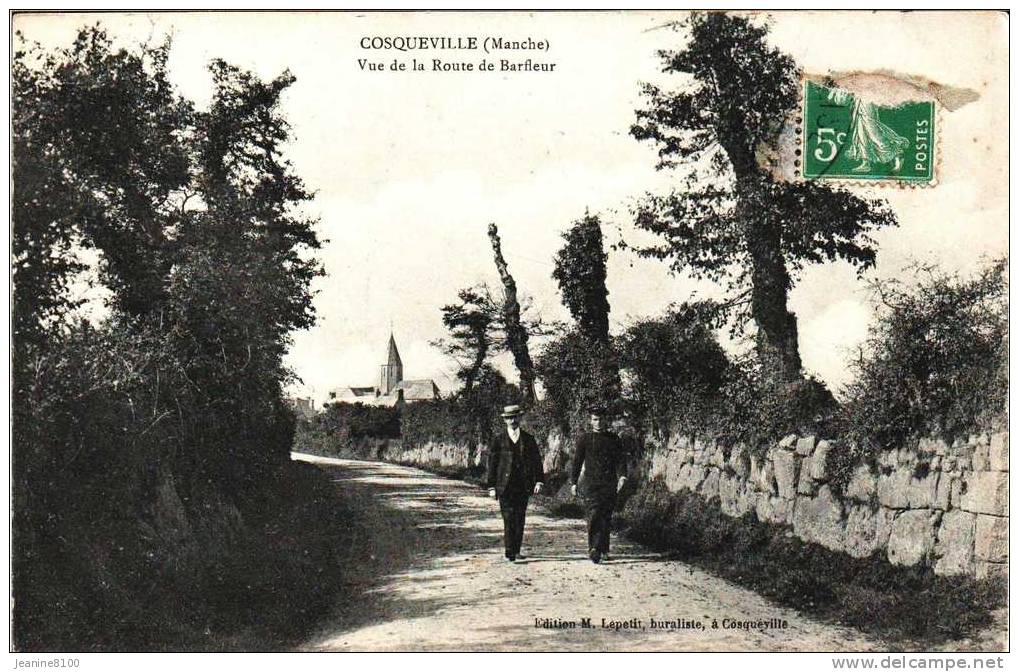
[486,429,544,500]
[571,431,627,499]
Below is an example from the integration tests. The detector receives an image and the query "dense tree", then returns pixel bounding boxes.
[548,211,621,415]
[534,328,620,431]
[456,364,519,444]
[12,29,191,340]
[165,58,323,488]
[628,12,897,386]
[617,302,730,433]
[12,27,326,648]
[552,212,612,345]
[436,282,551,399]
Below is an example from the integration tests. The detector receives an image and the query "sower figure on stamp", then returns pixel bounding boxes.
[571,407,627,564]
[486,405,544,563]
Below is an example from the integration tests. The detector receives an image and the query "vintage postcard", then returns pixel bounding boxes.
[9,9,1009,660]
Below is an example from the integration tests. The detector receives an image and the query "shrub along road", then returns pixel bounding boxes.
[294,454,883,652]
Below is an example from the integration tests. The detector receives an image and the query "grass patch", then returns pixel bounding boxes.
[13,459,354,652]
[540,498,586,519]
[217,460,356,650]
[619,478,1005,647]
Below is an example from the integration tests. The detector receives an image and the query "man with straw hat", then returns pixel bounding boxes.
[486,404,545,563]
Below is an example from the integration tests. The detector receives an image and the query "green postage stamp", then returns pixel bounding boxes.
[801,80,936,183]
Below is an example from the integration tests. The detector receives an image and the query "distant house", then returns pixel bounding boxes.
[286,396,317,419]
[328,333,440,408]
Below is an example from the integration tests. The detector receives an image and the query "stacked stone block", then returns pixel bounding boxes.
[645,429,1008,578]
[380,439,482,469]
[379,425,1007,579]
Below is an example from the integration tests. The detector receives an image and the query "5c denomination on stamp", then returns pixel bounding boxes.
[802,80,936,184]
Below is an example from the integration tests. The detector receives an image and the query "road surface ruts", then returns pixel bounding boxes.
[294,453,883,652]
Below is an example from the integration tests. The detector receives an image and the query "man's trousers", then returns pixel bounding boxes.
[498,494,530,559]
[585,493,617,555]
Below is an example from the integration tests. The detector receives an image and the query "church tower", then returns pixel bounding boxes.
[379,333,403,395]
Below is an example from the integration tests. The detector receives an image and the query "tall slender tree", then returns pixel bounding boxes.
[629,12,897,386]
[487,223,537,405]
[552,212,612,345]
[550,212,621,410]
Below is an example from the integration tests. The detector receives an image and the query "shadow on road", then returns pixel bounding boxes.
[297,457,670,649]
[292,455,898,652]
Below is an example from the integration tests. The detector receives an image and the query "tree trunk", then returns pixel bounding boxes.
[462,333,488,395]
[748,226,803,386]
[728,154,803,387]
[486,223,537,406]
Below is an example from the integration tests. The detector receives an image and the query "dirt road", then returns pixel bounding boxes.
[295,453,883,652]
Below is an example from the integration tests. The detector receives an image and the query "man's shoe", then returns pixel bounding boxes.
[589,549,601,564]
[506,555,517,563]
[515,554,527,560]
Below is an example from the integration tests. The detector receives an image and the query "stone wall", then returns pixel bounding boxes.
[376,439,483,470]
[359,425,1007,579]
[388,430,573,476]
[643,430,1008,578]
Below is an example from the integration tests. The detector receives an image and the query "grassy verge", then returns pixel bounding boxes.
[211,460,356,651]
[12,458,353,652]
[615,478,1005,648]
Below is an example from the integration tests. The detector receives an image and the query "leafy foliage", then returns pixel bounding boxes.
[298,367,514,459]
[456,364,521,442]
[315,402,402,441]
[552,212,612,345]
[714,359,837,453]
[399,399,476,446]
[436,286,499,393]
[538,211,623,428]
[403,366,517,446]
[12,27,329,649]
[842,259,1008,448]
[628,12,897,384]
[616,303,730,433]
[12,29,191,339]
[534,329,621,433]
[435,280,551,413]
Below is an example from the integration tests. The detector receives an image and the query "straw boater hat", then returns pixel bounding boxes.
[500,404,524,418]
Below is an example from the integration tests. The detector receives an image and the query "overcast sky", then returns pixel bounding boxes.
[16,11,1009,404]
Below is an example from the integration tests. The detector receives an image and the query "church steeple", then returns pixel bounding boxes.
[380,332,404,395]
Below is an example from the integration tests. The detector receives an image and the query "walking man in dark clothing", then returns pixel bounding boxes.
[571,409,627,564]
[486,405,544,563]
